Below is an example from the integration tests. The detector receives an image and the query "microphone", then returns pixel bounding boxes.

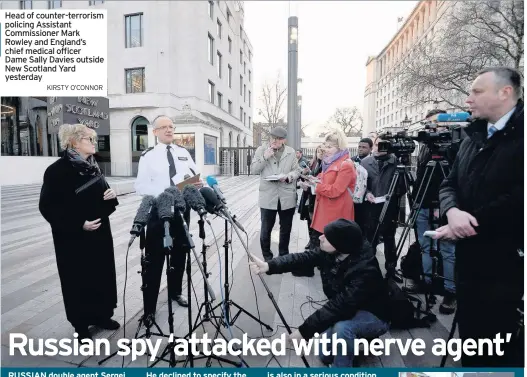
[157,191,175,249]
[129,195,155,247]
[200,187,246,232]
[182,185,209,221]
[206,176,226,204]
[165,186,187,213]
[436,112,471,122]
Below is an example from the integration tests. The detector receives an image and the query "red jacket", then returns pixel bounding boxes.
[311,155,357,233]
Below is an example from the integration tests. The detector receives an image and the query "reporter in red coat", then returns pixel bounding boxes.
[309,129,357,245]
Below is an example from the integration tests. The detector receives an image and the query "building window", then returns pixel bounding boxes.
[217,19,222,39]
[228,65,232,88]
[131,116,149,152]
[208,0,213,19]
[239,75,243,96]
[239,50,243,64]
[248,70,251,82]
[48,0,61,8]
[20,0,32,8]
[174,133,195,161]
[204,134,217,165]
[125,14,143,48]
[248,116,252,129]
[239,107,243,120]
[248,90,251,107]
[249,50,252,62]
[217,92,223,108]
[240,26,243,39]
[125,68,145,93]
[208,81,215,104]
[244,61,246,74]
[243,112,246,126]
[208,34,214,65]
[228,100,232,114]
[228,37,232,53]
[217,51,222,78]
[89,0,104,4]
[226,8,231,24]
[243,84,246,102]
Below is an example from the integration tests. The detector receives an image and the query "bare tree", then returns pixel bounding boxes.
[399,0,524,110]
[325,107,364,137]
[256,73,288,139]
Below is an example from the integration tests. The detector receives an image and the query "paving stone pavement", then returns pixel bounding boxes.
[1,176,458,368]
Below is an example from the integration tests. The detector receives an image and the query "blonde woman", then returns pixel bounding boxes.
[309,129,357,248]
[39,124,119,340]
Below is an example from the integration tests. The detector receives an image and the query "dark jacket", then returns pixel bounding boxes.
[298,159,322,220]
[267,241,389,339]
[39,155,119,326]
[361,154,405,197]
[439,100,524,284]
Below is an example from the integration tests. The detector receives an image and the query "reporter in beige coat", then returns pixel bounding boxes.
[251,127,300,261]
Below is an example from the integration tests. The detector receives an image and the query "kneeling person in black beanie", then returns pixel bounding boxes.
[250,219,390,367]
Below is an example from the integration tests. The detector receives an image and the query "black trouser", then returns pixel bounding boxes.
[143,209,190,316]
[260,201,295,261]
[457,279,524,367]
[354,202,367,233]
[366,201,398,272]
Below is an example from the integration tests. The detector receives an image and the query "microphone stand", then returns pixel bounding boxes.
[191,216,245,367]
[220,209,311,368]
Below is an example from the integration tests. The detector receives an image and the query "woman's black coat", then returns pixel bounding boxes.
[39,155,119,327]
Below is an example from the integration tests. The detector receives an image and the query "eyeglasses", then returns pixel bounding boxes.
[155,125,175,131]
[82,136,98,144]
[269,136,284,141]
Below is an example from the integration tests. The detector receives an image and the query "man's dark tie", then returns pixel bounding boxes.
[167,145,177,186]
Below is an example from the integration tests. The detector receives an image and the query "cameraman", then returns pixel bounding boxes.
[361,135,405,282]
[406,109,456,315]
[436,67,523,367]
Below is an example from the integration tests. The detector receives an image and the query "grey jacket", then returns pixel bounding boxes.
[361,154,404,197]
[251,144,300,210]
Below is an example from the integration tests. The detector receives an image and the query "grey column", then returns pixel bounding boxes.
[287,16,299,149]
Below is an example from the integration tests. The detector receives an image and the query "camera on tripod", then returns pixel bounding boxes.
[414,121,454,158]
[377,130,416,164]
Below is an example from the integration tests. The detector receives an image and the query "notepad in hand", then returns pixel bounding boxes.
[264,174,286,181]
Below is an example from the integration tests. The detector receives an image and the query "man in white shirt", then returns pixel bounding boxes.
[135,115,203,313]
[437,67,523,367]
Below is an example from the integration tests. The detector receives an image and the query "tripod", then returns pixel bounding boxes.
[98,228,166,366]
[191,217,245,367]
[393,155,453,322]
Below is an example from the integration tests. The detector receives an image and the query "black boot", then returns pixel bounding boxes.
[74,326,92,341]
[93,318,120,330]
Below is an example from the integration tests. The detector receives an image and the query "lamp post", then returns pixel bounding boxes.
[297,78,302,147]
[401,113,411,130]
[287,16,299,149]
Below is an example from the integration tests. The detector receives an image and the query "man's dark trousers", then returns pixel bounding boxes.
[143,208,191,316]
[260,200,295,261]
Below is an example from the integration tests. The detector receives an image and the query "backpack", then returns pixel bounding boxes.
[342,159,368,204]
[386,278,430,329]
[400,241,423,281]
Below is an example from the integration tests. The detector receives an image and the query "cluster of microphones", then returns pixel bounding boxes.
[128,176,243,248]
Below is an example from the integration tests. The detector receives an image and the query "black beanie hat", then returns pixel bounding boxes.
[323,219,363,254]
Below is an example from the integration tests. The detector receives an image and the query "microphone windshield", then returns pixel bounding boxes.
[199,186,222,214]
[183,185,207,212]
[157,192,174,220]
[134,195,155,224]
[206,175,218,187]
[165,187,186,212]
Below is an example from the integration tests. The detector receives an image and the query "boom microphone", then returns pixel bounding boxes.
[157,191,175,249]
[182,185,209,221]
[206,176,227,204]
[129,195,155,247]
[436,112,471,122]
[200,187,246,232]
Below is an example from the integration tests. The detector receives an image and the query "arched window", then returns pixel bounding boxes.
[131,116,149,151]
[243,136,246,147]
[236,134,240,147]
[228,131,232,147]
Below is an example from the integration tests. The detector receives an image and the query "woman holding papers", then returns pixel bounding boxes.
[308,129,357,249]
[39,124,120,341]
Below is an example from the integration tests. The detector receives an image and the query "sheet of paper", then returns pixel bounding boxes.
[264,174,286,181]
[374,196,386,204]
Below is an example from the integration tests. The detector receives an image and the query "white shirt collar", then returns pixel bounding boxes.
[488,106,516,132]
[156,142,173,150]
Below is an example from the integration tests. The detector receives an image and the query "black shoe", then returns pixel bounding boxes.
[439,292,456,315]
[386,270,403,283]
[75,327,92,341]
[93,318,120,330]
[173,295,189,307]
